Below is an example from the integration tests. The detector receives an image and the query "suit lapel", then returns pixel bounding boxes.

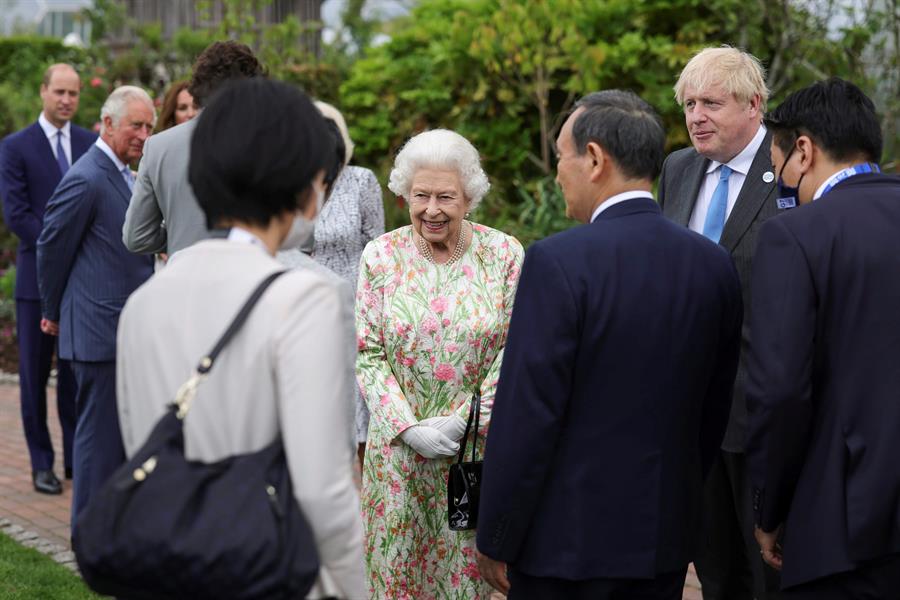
[92,146,132,205]
[719,131,776,251]
[30,122,62,177]
[672,154,708,226]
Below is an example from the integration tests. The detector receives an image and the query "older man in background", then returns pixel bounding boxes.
[37,86,155,524]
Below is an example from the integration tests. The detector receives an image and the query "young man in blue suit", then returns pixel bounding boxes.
[476,90,743,599]
[746,78,900,598]
[0,64,96,495]
[37,86,155,524]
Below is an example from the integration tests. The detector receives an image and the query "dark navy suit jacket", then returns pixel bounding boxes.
[477,197,743,580]
[745,173,900,588]
[0,121,96,300]
[37,145,153,362]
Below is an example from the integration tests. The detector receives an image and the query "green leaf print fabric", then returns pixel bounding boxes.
[356,223,523,599]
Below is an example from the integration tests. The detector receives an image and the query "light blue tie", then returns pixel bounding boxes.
[121,166,135,193]
[55,131,69,176]
[702,165,732,243]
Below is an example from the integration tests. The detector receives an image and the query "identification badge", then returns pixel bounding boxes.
[777,196,797,210]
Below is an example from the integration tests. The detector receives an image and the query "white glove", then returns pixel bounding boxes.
[400,425,460,459]
[419,415,468,443]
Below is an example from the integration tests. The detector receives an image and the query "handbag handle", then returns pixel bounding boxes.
[456,392,481,464]
[174,270,287,418]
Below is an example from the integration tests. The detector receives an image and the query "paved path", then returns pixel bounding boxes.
[0,380,703,597]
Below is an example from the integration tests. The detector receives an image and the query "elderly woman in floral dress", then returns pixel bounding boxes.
[356,129,523,599]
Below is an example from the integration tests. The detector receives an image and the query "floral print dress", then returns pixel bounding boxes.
[356,223,523,600]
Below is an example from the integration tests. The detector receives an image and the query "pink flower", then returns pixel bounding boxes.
[90,77,102,88]
[375,501,385,517]
[463,561,481,579]
[430,296,448,314]
[421,316,439,335]
[451,573,460,588]
[434,363,456,382]
[462,265,474,279]
[446,342,459,353]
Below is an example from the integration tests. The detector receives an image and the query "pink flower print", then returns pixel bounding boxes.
[446,342,459,353]
[380,393,391,407]
[430,296,448,314]
[435,363,456,382]
[375,501,385,517]
[462,264,474,279]
[357,336,365,351]
[390,479,401,494]
[462,561,481,579]
[402,356,415,367]
[451,573,460,588]
[442,318,451,327]
[421,316,439,335]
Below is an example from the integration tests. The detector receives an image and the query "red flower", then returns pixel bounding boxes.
[90,77,103,88]
[434,363,456,382]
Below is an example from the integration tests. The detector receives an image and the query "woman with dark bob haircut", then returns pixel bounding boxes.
[114,78,366,599]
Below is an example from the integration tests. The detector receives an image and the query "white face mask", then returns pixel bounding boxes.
[279,186,325,252]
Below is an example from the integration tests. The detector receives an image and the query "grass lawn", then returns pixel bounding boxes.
[0,532,99,599]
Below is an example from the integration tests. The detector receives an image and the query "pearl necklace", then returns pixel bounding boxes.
[417,221,470,266]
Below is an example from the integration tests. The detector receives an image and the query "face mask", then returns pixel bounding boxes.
[279,186,324,252]
[775,145,805,210]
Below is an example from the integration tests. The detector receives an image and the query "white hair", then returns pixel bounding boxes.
[100,85,155,135]
[388,129,490,210]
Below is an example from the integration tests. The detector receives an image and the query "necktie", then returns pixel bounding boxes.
[56,131,69,176]
[702,165,732,243]
[121,166,135,193]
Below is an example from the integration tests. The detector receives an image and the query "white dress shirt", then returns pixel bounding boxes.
[688,125,767,234]
[591,190,655,223]
[38,112,72,165]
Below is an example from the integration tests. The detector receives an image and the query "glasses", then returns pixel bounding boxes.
[409,191,460,205]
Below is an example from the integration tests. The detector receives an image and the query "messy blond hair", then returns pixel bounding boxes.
[674,46,769,111]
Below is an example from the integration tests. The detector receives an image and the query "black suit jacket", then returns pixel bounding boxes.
[745,173,900,588]
[476,198,743,579]
[658,133,778,451]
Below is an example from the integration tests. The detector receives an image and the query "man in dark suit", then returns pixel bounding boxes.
[657,46,780,599]
[37,86,155,523]
[0,64,96,495]
[746,78,900,598]
[476,90,743,599]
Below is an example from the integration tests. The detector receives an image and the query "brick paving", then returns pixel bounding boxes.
[0,379,703,597]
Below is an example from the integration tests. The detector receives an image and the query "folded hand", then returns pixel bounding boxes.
[400,425,459,459]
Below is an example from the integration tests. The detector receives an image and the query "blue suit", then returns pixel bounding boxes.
[0,121,95,474]
[477,197,743,597]
[37,144,153,522]
[745,172,900,591]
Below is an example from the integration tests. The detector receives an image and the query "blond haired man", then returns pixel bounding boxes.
[658,46,780,600]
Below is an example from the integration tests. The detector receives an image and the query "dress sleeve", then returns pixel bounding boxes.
[455,235,525,436]
[359,168,385,244]
[355,242,419,440]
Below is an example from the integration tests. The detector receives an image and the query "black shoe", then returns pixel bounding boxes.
[65,467,73,480]
[32,470,62,495]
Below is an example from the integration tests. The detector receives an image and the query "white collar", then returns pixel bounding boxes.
[94,137,127,173]
[227,227,268,250]
[706,124,767,176]
[591,190,654,223]
[38,112,71,140]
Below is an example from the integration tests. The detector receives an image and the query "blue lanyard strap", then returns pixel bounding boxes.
[819,163,881,198]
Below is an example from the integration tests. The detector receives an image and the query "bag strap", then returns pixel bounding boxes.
[174,270,287,418]
[456,392,481,464]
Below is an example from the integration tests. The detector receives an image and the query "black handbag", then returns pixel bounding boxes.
[73,270,321,600]
[447,392,483,531]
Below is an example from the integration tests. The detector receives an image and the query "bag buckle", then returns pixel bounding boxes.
[174,371,207,419]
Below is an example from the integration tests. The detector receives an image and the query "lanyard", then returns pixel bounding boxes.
[817,163,880,199]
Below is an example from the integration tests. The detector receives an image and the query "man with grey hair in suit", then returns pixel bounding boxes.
[37,86,155,525]
[122,40,265,256]
[657,46,779,599]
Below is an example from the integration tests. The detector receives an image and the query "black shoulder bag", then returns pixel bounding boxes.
[73,270,321,600]
[447,392,483,531]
